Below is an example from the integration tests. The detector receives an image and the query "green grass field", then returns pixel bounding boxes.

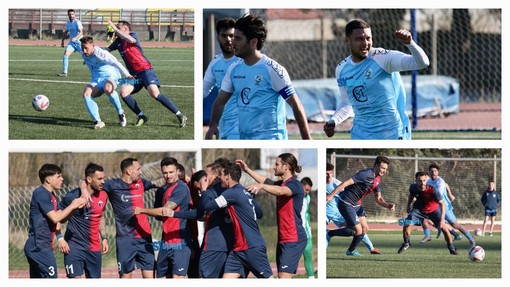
[9,45,194,139]
[327,231,501,278]
[288,131,501,140]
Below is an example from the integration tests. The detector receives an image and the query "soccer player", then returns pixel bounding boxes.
[239,153,307,278]
[428,163,476,247]
[325,163,380,254]
[481,180,500,236]
[323,19,430,140]
[200,162,273,278]
[300,177,315,278]
[106,24,116,46]
[205,14,311,140]
[135,157,192,278]
[79,36,130,129]
[58,163,109,278]
[24,164,86,278]
[100,158,160,278]
[398,171,458,255]
[58,9,83,77]
[106,19,187,128]
[326,156,395,256]
[203,18,240,139]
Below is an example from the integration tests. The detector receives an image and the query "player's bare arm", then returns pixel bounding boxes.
[235,160,267,183]
[100,216,109,254]
[206,90,232,139]
[106,19,136,44]
[287,94,312,139]
[374,192,395,211]
[246,183,292,197]
[56,222,70,254]
[326,178,354,202]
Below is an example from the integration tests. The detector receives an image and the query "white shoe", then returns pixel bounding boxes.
[119,114,127,127]
[94,121,105,129]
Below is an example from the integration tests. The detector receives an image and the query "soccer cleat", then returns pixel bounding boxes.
[135,115,148,127]
[489,232,493,237]
[469,240,476,248]
[397,243,410,254]
[346,250,362,256]
[119,114,127,127]
[326,230,331,248]
[454,234,463,241]
[449,248,458,255]
[57,72,67,77]
[94,121,105,129]
[419,235,432,243]
[370,248,381,254]
[436,230,443,238]
[177,114,187,128]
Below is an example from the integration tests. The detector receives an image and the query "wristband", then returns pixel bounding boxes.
[56,234,64,241]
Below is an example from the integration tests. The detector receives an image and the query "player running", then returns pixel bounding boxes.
[326,156,395,256]
[58,9,83,77]
[398,171,458,255]
[323,19,429,139]
[58,163,109,278]
[79,36,131,129]
[106,19,187,128]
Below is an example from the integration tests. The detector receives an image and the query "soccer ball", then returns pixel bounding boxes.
[32,94,49,111]
[474,228,482,236]
[468,246,485,262]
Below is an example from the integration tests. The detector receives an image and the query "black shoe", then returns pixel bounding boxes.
[449,248,458,255]
[177,114,187,128]
[135,115,148,126]
[398,243,410,254]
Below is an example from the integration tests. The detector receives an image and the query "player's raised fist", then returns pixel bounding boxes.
[394,29,412,45]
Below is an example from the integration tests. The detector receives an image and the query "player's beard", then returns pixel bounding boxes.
[220,42,234,57]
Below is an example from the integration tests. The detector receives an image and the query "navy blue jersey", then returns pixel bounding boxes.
[340,168,382,205]
[26,186,58,251]
[273,177,307,244]
[103,178,153,238]
[108,32,152,74]
[208,184,266,251]
[409,183,442,213]
[481,190,500,211]
[201,182,234,252]
[59,188,108,252]
[160,180,191,246]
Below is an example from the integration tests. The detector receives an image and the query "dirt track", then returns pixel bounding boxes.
[9,39,193,48]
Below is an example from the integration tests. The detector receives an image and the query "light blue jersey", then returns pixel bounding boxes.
[427,176,453,211]
[81,46,130,87]
[331,41,429,140]
[66,19,83,42]
[326,178,345,227]
[203,54,240,139]
[221,54,295,140]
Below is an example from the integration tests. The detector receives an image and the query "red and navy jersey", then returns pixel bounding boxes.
[103,178,153,238]
[108,32,152,74]
[26,186,58,251]
[160,180,191,246]
[409,183,441,213]
[58,188,108,252]
[200,183,234,252]
[340,168,382,206]
[216,184,266,251]
[274,177,307,244]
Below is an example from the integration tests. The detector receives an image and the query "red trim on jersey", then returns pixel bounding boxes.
[121,41,152,73]
[277,180,298,243]
[162,183,181,244]
[88,191,108,252]
[359,176,381,203]
[228,205,249,251]
[130,179,151,238]
[421,185,440,213]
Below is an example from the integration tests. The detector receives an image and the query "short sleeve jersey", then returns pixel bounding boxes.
[160,180,191,246]
[409,183,441,213]
[339,168,382,206]
[103,178,153,238]
[336,48,408,139]
[221,54,295,139]
[59,188,108,252]
[26,186,58,251]
[66,19,83,42]
[427,176,453,211]
[108,32,152,74]
[200,182,234,251]
[273,177,307,243]
[218,184,266,251]
[81,46,129,78]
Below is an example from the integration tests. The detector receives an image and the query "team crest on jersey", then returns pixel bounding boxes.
[98,200,104,208]
[241,87,251,104]
[364,69,372,80]
[255,75,263,85]
[135,184,140,189]
[352,85,368,102]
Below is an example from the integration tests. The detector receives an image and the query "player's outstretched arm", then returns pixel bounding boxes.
[106,19,136,44]
[287,94,311,140]
[206,90,232,139]
[326,178,353,202]
[46,197,86,224]
[235,160,267,184]
[247,183,292,197]
[374,192,395,211]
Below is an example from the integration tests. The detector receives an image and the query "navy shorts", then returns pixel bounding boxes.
[131,69,161,94]
[224,246,273,278]
[407,208,443,227]
[156,244,191,278]
[338,200,362,227]
[116,236,154,275]
[276,240,307,274]
[64,248,102,278]
[485,210,497,217]
[199,250,228,278]
[24,246,58,278]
